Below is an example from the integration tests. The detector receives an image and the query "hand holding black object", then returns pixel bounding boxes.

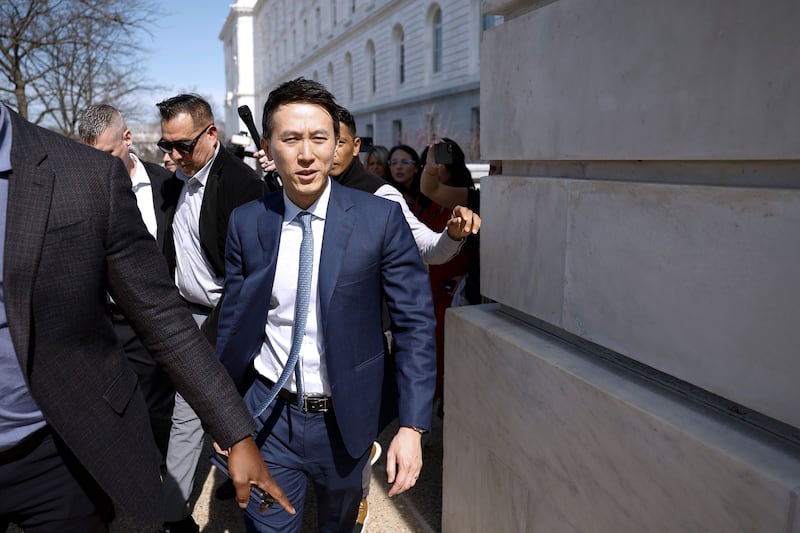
[210,451,276,510]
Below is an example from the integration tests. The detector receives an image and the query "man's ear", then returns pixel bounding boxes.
[123,129,132,146]
[260,137,272,159]
[353,136,361,156]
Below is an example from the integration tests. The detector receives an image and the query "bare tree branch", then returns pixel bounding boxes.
[0,0,161,135]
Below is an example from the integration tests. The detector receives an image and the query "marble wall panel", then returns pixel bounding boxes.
[481,0,800,161]
[480,176,568,326]
[443,306,800,532]
[442,423,529,532]
[563,181,800,429]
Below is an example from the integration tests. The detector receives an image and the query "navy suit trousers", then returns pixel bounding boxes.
[242,378,370,533]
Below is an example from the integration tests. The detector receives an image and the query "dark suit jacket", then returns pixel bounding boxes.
[161,145,269,343]
[162,145,268,281]
[4,108,256,524]
[216,180,437,458]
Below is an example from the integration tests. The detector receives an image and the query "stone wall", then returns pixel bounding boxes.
[443,0,800,530]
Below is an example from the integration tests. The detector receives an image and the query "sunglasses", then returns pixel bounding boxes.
[157,123,212,155]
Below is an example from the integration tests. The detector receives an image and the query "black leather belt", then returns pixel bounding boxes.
[0,425,51,464]
[256,375,333,413]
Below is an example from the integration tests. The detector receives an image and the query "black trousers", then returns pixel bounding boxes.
[0,429,113,532]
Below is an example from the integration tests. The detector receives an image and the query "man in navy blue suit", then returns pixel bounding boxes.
[215,78,440,531]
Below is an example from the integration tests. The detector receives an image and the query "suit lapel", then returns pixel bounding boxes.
[257,192,285,278]
[6,112,56,371]
[144,163,170,249]
[319,182,355,323]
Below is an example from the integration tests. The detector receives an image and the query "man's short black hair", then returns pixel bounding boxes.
[156,94,214,128]
[336,105,357,137]
[262,78,339,140]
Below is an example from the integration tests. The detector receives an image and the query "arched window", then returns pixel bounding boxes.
[365,40,376,95]
[393,25,405,86]
[327,62,334,93]
[432,7,442,73]
[345,52,353,101]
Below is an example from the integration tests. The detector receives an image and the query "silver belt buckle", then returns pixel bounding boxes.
[302,395,330,413]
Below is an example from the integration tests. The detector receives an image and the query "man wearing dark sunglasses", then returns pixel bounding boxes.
[156,94,273,533]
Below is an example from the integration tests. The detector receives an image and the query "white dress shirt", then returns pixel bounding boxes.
[254,179,331,395]
[129,153,157,240]
[172,143,222,308]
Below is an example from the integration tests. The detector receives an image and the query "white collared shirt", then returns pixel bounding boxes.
[129,153,157,240]
[254,179,331,395]
[172,142,222,308]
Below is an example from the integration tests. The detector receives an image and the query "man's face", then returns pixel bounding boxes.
[263,103,337,209]
[330,122,360,177]
[91,126,131,162]
[159,112,217,177]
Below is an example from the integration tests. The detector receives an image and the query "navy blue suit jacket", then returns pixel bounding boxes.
[216,179,436,457]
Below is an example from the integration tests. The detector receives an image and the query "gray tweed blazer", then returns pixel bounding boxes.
[4,107,255,524]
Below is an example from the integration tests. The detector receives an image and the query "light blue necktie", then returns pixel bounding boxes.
[254,211,313,417]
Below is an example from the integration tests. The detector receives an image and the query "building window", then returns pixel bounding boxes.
[327,62,334,93]
[432,8,442,73]
[366,40,376,95]
[366,123,374,138]
[316,7,321,38]
[332,0,337,25]
[392,119,402,144]
[345,52,353,101]
[352,0,357,14]
[392,26,405,86]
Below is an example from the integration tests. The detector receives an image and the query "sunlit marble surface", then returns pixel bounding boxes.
[442,305,800,532]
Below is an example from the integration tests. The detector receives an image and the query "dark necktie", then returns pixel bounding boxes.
[254,211,313,416]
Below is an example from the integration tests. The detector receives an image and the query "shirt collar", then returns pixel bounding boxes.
[282,177,331,223]
[129,153,150,188]
[175,141,220,186]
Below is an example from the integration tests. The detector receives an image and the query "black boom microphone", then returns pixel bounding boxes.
[237,104,281,189]
[237,105,261,144]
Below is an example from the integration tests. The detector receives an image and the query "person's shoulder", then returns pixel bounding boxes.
[215,145,260,182]
[142,160,173,180]
[334,179,400,214]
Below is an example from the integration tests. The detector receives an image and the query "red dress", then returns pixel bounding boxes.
[414,198,469,402]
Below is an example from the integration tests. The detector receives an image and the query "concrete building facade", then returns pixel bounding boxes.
[220,0,492,158]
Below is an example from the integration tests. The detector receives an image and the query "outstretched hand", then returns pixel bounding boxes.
[446,205,481,240]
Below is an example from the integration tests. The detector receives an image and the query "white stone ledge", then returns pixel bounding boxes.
[443,305,800,532]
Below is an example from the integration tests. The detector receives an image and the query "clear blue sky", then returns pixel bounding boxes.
[140,2,231,115]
